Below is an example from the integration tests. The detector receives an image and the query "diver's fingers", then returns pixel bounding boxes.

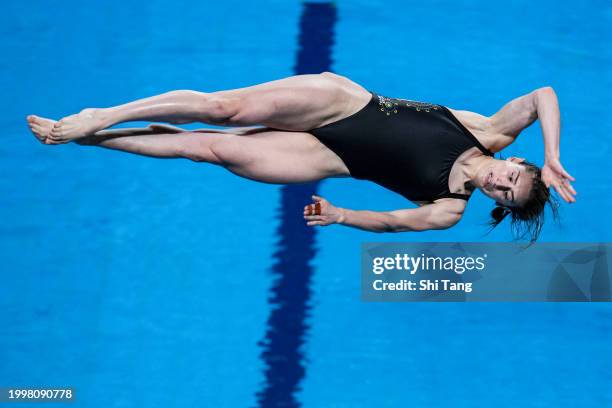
[556,183,572,203]
[559,181,575,199]
[304,215,323,221]
[561,169,575,182]
[564,181,577,196]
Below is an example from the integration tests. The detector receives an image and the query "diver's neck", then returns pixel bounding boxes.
[463,154,494,188]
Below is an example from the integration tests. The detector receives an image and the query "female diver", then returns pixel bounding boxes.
[26,72,575,241]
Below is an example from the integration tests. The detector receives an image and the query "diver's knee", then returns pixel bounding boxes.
[203,94,242,125]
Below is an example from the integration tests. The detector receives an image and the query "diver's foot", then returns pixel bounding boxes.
[48,108,108,143]
[26,115,56,144]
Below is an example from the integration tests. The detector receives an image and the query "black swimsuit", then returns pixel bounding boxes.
[309,91,494,202]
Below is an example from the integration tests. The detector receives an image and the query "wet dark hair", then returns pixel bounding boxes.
[488,160,559,242]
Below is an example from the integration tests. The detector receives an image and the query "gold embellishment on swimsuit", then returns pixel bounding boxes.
[403,99,440,112]
[378,94,440,114]
[377,95,399,115]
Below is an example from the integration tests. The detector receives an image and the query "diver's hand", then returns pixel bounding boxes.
[542,158,576,203]
[303,195,345,226]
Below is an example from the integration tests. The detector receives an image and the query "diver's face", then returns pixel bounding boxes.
[478,157,532,207]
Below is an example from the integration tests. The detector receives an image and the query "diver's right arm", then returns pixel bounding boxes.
[489,86,576,202]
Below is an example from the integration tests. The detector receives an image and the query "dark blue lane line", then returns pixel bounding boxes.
[255,3,337,407]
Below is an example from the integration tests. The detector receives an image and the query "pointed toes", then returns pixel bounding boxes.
[27,120,44,140]
[45,135,61,145]
[50,123,62,139]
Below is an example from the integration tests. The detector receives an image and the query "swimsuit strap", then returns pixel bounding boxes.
[438,106,489,202]
[438,192,471,201]
[439,105,494,157]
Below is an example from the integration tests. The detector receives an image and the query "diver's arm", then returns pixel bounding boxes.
[303,195,464,232]
[489,87,542,150]
[491,86,571,163]
[490,87,576,202]
[532,88,577,202]
[380,200,464,232]
[533,87,562,160]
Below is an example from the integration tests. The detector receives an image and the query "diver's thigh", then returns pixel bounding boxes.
[212,73,369,131]
[210,128,349,183]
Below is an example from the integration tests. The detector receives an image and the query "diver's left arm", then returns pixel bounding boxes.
[303,195,464,232]
[490,86,576,202]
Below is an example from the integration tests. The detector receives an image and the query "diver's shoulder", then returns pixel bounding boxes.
[446,107,497,150]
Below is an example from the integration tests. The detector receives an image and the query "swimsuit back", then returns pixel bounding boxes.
[309,92,494,202]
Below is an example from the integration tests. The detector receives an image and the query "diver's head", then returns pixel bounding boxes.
[473,157,558,242]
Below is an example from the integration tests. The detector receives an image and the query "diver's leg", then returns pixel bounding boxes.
[29,114,349,181]
[27,115,186,144]
[27,114,260,146]
[43,72,370,144]
[76,131,211,160]
[45,90,220,144]
[77,128,349,183]
[204,128,349,183]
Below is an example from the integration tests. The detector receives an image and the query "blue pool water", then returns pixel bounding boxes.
[1,0,611,406]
